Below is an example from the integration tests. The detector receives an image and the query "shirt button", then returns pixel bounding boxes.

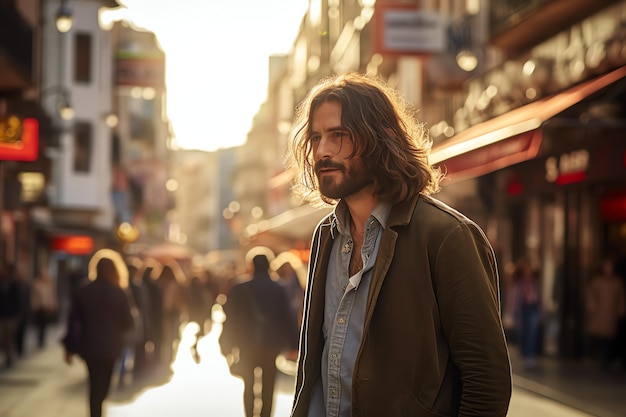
[338,317,345,324]
[330,389,337,396]
[331,353,337,360]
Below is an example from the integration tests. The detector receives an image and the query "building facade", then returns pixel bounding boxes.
[232,0,626,360]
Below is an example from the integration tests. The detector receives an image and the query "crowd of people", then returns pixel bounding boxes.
[0,264,58,369]
[54,246,305,417]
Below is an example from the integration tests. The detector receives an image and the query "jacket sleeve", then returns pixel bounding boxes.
[435,222,512,417]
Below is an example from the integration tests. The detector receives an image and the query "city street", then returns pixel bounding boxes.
[105,319,596,417]
[1,306,599,417]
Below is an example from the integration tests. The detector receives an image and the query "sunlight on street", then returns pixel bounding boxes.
[106,307,295,417]
[103,309,597,417]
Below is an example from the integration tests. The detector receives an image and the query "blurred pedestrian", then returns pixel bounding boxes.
[158,263,186,366]
[220,247,299,417]
[127,259,152,381]
[13,266,30,358]
[284,73,511,416]
[186,269,215,363]
[30,267,59,348]
[116,260,143,388]
[586,257,625,370]
[512,257,543,369]
[141,260,163,369]
[271,251,305,326]
[0,264,20,368]
[61,249,134,417]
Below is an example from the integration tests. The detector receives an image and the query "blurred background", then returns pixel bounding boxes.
[1,0,626,416]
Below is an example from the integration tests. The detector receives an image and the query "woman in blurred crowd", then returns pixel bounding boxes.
[62,249,134,417]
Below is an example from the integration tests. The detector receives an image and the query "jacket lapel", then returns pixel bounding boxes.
[365,195,420,327]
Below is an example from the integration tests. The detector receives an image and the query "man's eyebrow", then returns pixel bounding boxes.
[308,126,344,136]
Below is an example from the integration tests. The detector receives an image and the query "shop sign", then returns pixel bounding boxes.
[0,116,39,162]
[50,235,94,255]
[375,4,446,55]
[545,149,589,185]
[115,51,165,88]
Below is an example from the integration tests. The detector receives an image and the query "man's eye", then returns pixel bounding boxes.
[334,132,347,139]
[309,135,320,142]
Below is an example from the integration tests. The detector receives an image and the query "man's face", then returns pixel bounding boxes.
[310,101,373,200]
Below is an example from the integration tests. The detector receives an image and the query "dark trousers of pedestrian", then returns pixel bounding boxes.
[0,318,17,367]
[240,347,279,417]
[32,311,50,348]
[85,358,115,417]
[517,303,541,367]
[14,317,27,356]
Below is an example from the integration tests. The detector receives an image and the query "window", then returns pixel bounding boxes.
[73,121,92,173]
[74,33,92,83]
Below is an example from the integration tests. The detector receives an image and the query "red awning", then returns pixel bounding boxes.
[430,65,626,182]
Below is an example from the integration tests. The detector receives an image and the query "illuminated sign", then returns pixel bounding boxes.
[545,149,589,185]
[0,116,39,162]
[50,235,94,255]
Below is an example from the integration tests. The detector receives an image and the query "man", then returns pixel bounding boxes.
[62,249,134,417]
[286,73,511,416]
[220,247,299,417]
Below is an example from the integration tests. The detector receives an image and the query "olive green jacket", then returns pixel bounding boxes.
[291,194,512,417]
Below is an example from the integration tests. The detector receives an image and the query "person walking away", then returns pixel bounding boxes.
[285,73,511,416]
[158,263,186,366]
[0,264,20,368]
[13,267,31,358]
[116,260,144,387]
[220,247,299,417]
[30,268,59,348]
[140,260,163,372]
[271,251,306,327]
[512,257,543,370]
[61,249,134,417]
[586,258,625,370]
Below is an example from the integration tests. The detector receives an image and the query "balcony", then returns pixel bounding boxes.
[0,3,33,94]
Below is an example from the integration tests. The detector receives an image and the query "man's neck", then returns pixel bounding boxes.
[344,187,379,235]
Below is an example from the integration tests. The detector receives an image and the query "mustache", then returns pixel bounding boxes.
[314,159,345,174]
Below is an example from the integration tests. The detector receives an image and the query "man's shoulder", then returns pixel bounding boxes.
[415,194,474,226]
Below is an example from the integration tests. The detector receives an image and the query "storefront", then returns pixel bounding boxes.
[432,65,626,359]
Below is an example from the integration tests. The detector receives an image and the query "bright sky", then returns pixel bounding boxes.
[112,0,309,152]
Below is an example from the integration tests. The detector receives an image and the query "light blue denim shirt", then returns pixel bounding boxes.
[307,200,391,417]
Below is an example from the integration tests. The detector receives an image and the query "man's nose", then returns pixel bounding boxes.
[314,137,337,160]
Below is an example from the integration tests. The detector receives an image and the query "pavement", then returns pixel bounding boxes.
[1,322,626,417]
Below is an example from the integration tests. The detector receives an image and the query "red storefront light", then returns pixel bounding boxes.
[50,235,94,255]
[0,117,39,162]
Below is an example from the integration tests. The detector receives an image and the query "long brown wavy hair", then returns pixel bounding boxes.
[285,72,442,206]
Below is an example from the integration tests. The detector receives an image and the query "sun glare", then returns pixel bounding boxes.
[115,0,309,152]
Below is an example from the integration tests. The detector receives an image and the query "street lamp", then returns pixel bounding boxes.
[55,1,73,33]
[40,87,74,121]
[56,92,74,120]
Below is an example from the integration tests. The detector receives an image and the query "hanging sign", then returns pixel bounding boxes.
[0,116,39,162]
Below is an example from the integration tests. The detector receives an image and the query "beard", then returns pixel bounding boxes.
[315,158,374,200]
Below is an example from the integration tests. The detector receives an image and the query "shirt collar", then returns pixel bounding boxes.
[332,199,392,237]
